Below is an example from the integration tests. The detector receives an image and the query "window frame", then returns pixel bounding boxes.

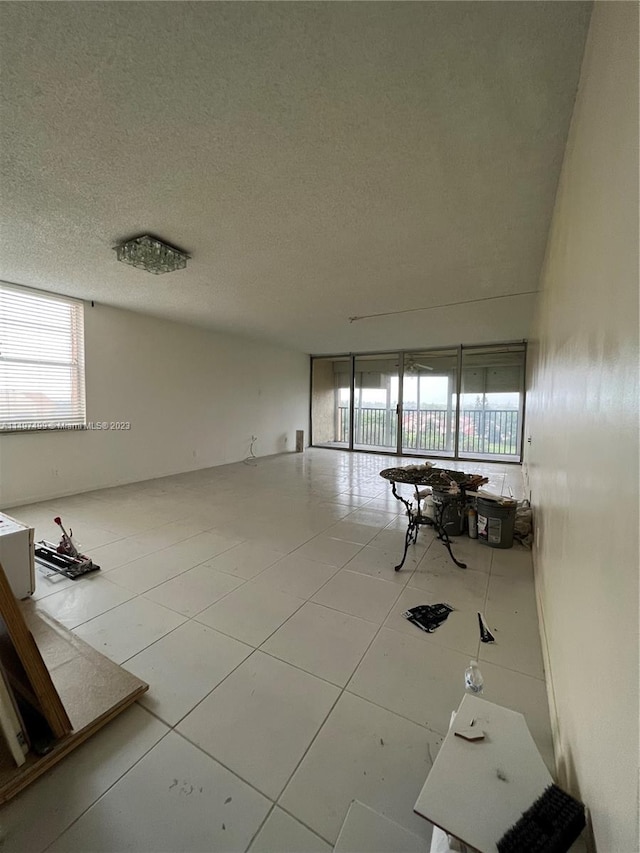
[0,282,87,433]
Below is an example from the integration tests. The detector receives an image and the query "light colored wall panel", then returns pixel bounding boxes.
[526,4,639,850]
[0,304,309,506]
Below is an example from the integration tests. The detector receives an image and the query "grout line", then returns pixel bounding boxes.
[40,723,175,853]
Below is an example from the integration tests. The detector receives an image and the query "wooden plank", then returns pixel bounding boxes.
[0,666,28,766]
[0,560,71,738]
[0,605,148,803]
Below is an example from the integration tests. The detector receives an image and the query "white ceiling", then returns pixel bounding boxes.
[0,2,591,354]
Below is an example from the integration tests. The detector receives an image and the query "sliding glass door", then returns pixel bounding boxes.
[353,354,399,452]
[310,343,526,461]
[401,349,458,456]
[459,345,525,461]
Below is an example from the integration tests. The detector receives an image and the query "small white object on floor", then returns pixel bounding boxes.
[430,826,472,853]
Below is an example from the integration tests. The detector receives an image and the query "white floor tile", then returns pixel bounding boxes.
[252,554,340,600]
[195,580,305,647]
[280,692,439,845]
[489,543,534,579]
[135,517,217,548]
[348,627,471,734]
[345,508,400,528]
[0,705,168,853]
[106,530,242,594]
[479,607,545,679]
[262,602,378,686]
[249,807,331,853]
[125,621,252,725]
[323,520,381,546]
[343,544,419,584]
[486,573,539,620]
[105,549,200,595]
[178,651,339,799]
[292,535,364,568]
[369,527,432,557]
[334,800,429,853]
[87,534,164,572]
[311,570,401,624]
[34,575,134,629]
[47,732,271,853]
[202,541,285,579]
[73,596,187,664]
[143,563,245,616]
[31,567,77,600]
[408,559,490,611]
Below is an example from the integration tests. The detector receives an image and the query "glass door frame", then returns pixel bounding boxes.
[309,341,527,463]
[351,352,402,454]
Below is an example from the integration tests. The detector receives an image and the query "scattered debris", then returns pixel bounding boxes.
[513,500,533,548]
[402,603,454,633]
[477,612,495,643]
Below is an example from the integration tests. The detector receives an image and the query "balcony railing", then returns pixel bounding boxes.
[337,406,520,456]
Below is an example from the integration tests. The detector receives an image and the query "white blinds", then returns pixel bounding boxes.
[0,283,86,431]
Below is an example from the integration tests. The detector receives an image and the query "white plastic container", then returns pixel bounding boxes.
[0,513,35,599]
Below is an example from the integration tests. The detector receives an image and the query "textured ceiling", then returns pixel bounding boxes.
[0,2,591,354]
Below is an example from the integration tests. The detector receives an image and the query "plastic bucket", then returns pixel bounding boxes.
[432,490,465,536]
[477,498,517,549]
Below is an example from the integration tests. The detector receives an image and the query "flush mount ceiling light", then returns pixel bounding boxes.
[114,235,189,274]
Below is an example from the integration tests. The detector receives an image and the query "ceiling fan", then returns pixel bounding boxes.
[404,356,434,373]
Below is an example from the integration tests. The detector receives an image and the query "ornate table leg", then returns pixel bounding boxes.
[391,482,417,571]
[433,501,467,569]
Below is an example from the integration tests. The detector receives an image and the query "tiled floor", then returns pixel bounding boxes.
[1,449,551,853]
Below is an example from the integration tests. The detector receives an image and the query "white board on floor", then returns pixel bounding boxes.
[414,694,552,853]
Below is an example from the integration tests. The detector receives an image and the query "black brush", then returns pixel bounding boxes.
[497,783,585,853]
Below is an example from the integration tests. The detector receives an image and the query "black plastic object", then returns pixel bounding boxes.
[497,783,586,853]
[477,612,496,643]
[402,603,454,633]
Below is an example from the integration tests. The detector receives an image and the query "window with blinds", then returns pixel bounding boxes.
[0,284,86,431]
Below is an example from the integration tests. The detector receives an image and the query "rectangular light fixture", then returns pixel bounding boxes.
[114,235,189,274]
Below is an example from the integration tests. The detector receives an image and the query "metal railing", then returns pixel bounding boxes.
[337,406,519,456]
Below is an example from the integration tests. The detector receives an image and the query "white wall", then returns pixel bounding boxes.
[525,4,639,851]
[0,303,309,507]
